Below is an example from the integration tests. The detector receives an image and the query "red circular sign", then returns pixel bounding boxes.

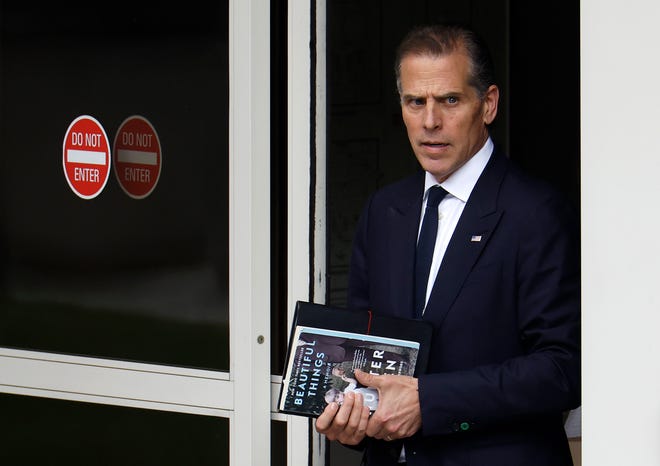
[62,115,111,199]
[113,115,162,199]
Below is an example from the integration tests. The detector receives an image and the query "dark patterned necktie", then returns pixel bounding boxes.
[414,185,448,318]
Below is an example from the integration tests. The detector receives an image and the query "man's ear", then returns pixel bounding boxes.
[482,84,499,125]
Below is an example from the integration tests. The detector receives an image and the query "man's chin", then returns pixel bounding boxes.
[417,159,452,181]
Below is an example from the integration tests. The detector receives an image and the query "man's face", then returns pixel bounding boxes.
[399,50,499,182]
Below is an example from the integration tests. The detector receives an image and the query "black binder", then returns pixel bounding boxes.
[277,301,434,417]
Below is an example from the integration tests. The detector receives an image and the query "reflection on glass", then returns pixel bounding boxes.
[0,2,229,370]
[0,393,229,465]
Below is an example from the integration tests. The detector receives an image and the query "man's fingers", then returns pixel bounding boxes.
[346,392,366,430]
[354,369,378,387]
[333,391,356,426]
[338,393,369,445]
[319,391,358,441]
[363,375,421,439]
[356,405,370,436]
[315,391,371,445]
[315,402,339,434]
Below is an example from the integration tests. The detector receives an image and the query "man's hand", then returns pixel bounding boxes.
[355,369,422,441]
[315,390,370,445]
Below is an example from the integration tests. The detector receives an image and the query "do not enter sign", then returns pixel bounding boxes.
[62,115,111,199]
[113,115,162,199]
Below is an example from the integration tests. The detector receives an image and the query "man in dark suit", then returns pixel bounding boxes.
[315,23,580,465]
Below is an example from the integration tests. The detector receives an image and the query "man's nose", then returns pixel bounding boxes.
[423,102,441,129]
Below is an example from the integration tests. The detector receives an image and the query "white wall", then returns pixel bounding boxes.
[581,1,660,464]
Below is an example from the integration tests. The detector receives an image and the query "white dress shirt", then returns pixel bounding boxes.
[418,138,493,314]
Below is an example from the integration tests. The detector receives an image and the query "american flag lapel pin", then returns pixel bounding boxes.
[470,235,482,242]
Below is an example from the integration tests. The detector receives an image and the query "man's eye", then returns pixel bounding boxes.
[446,96,458,104]
[412,98,425,106]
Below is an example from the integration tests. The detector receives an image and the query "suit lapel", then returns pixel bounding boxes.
[385,172,425,319]
[425,150,508,325]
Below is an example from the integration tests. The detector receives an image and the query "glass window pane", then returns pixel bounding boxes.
[0,393,229,465]
[270,0,288,377]
[271,420,288,466]
[0,2,229,370]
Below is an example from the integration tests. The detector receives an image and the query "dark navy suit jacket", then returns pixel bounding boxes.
[347,148,581,466]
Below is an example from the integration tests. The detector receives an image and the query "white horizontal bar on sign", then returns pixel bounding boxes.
[117,149,158,165]
[67,149,107,165]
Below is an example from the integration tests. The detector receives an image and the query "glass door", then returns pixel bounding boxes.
[0,0,272,464]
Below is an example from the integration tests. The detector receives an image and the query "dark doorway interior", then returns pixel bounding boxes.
[325,1,579,464]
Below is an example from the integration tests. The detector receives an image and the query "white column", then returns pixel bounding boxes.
[229,0,272,464]
[581,1,660,465]
[286,0,327,464]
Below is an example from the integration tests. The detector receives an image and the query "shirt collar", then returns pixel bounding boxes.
[424,137,493,203]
